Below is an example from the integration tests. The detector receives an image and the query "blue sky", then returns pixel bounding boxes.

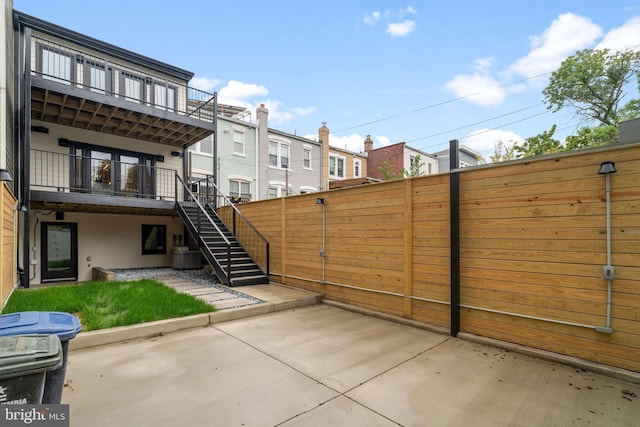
[13,1,640,159]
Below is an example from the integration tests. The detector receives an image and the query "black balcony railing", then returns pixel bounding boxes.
[31,149,179,201]
[30,36,215,124]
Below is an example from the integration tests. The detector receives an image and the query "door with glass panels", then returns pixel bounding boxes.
[41,222,78,282]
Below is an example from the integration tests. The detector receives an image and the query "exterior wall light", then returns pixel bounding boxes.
[316,198,325,205]
[598,161,617,175]
[0,169,12,181]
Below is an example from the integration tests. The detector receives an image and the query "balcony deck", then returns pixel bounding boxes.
[29,150,185,216]
[28,36,216,149]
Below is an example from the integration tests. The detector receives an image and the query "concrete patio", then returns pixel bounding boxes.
[62,291,640,426]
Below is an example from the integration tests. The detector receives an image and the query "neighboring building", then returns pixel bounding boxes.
[189,104,322,201]
[257,105,322,199]
[619,117,640,144]
[1,0,17,305]
[433,145,482,172]
[189,106,257,202]
[365,139,438,181]
[14,11,216,285]
[318,122,369,190]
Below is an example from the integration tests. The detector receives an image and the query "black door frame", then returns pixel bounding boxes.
[41,222,78,282]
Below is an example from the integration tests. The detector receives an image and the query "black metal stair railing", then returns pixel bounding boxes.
[175,175,233,285]
[195,175,270,280]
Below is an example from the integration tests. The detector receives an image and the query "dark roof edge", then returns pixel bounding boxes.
[14,9,194,82]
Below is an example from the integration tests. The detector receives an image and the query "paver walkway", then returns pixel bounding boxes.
[153,274,262,310]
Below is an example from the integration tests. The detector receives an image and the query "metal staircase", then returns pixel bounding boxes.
[175,177,269,287]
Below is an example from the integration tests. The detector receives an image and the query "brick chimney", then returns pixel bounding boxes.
[256,103,269,152]
[319,122,330,191]
[364,135,373,152]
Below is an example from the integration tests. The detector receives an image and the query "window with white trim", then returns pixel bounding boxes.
[192,136,213,156]
[329,154,345,179]
[233,130,245,155]
[354,159,362,178]
[303,146,312,169]
[229,179,251,200]
[267,182,290,199]
[268,140,290,169]
[300,185,317,194]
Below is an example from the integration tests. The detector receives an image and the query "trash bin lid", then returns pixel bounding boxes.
[0,312,82,341]
[0,335,63,377]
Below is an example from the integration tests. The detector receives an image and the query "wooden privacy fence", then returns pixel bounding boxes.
[222,142,640,373]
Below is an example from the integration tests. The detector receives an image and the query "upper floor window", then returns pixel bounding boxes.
[154,82,176,112]
[84,60,108,94]
[269,140,290,169]
[303,146,312,169]
[354,159,362,178]
[233,130,245,155]
[120,71,145,103]
[192,136,213,156]
[38,45,75,85]
[329,154,345,179]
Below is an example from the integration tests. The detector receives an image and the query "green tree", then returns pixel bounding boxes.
[489,140,517,163]
[542,48,640,126]
[377,155,426,180]
[514,125,561,158]
[563,125,618,150]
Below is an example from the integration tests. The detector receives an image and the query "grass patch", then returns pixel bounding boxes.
[2,279,215,331]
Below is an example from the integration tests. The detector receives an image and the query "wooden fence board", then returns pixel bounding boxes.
[234,143,640,372]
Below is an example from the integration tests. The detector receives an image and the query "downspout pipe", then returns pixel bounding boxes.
[449,139,460,337]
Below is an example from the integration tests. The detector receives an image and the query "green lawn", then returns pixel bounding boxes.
[2,279,215,331]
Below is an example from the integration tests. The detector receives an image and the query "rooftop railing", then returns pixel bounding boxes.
[30,35,215,124]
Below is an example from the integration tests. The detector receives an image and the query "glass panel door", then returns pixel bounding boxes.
[91,150,112,194]
[41,223,78,282]
[119,154,140,196]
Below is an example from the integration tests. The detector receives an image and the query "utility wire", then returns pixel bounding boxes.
[332,71,553,134]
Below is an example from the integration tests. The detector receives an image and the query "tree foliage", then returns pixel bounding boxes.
[514,125,561,158]
[485,48,640,163]
[378,155,426,180]
[542,48,640,126]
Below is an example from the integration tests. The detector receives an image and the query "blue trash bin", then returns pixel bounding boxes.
[0,312,82,404]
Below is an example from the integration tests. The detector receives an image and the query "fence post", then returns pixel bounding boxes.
[450,139,460,337]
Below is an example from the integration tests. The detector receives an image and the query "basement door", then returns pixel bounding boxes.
[41,222,78,282]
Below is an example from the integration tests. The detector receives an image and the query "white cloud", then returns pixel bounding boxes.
[596,16,640,51]
[189,77,221,92]
[218,80,269,102]
[195,79,315,126]
[364,7,417,36]
[443,57,506,106]
[507,13,603,81]
[363,11,380,26]
[263,102,317,125]
[386,20,416,37]
[464,128,524,155]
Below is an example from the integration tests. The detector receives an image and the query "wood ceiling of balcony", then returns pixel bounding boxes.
[30,199,177,216]
[31,87,214,148]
